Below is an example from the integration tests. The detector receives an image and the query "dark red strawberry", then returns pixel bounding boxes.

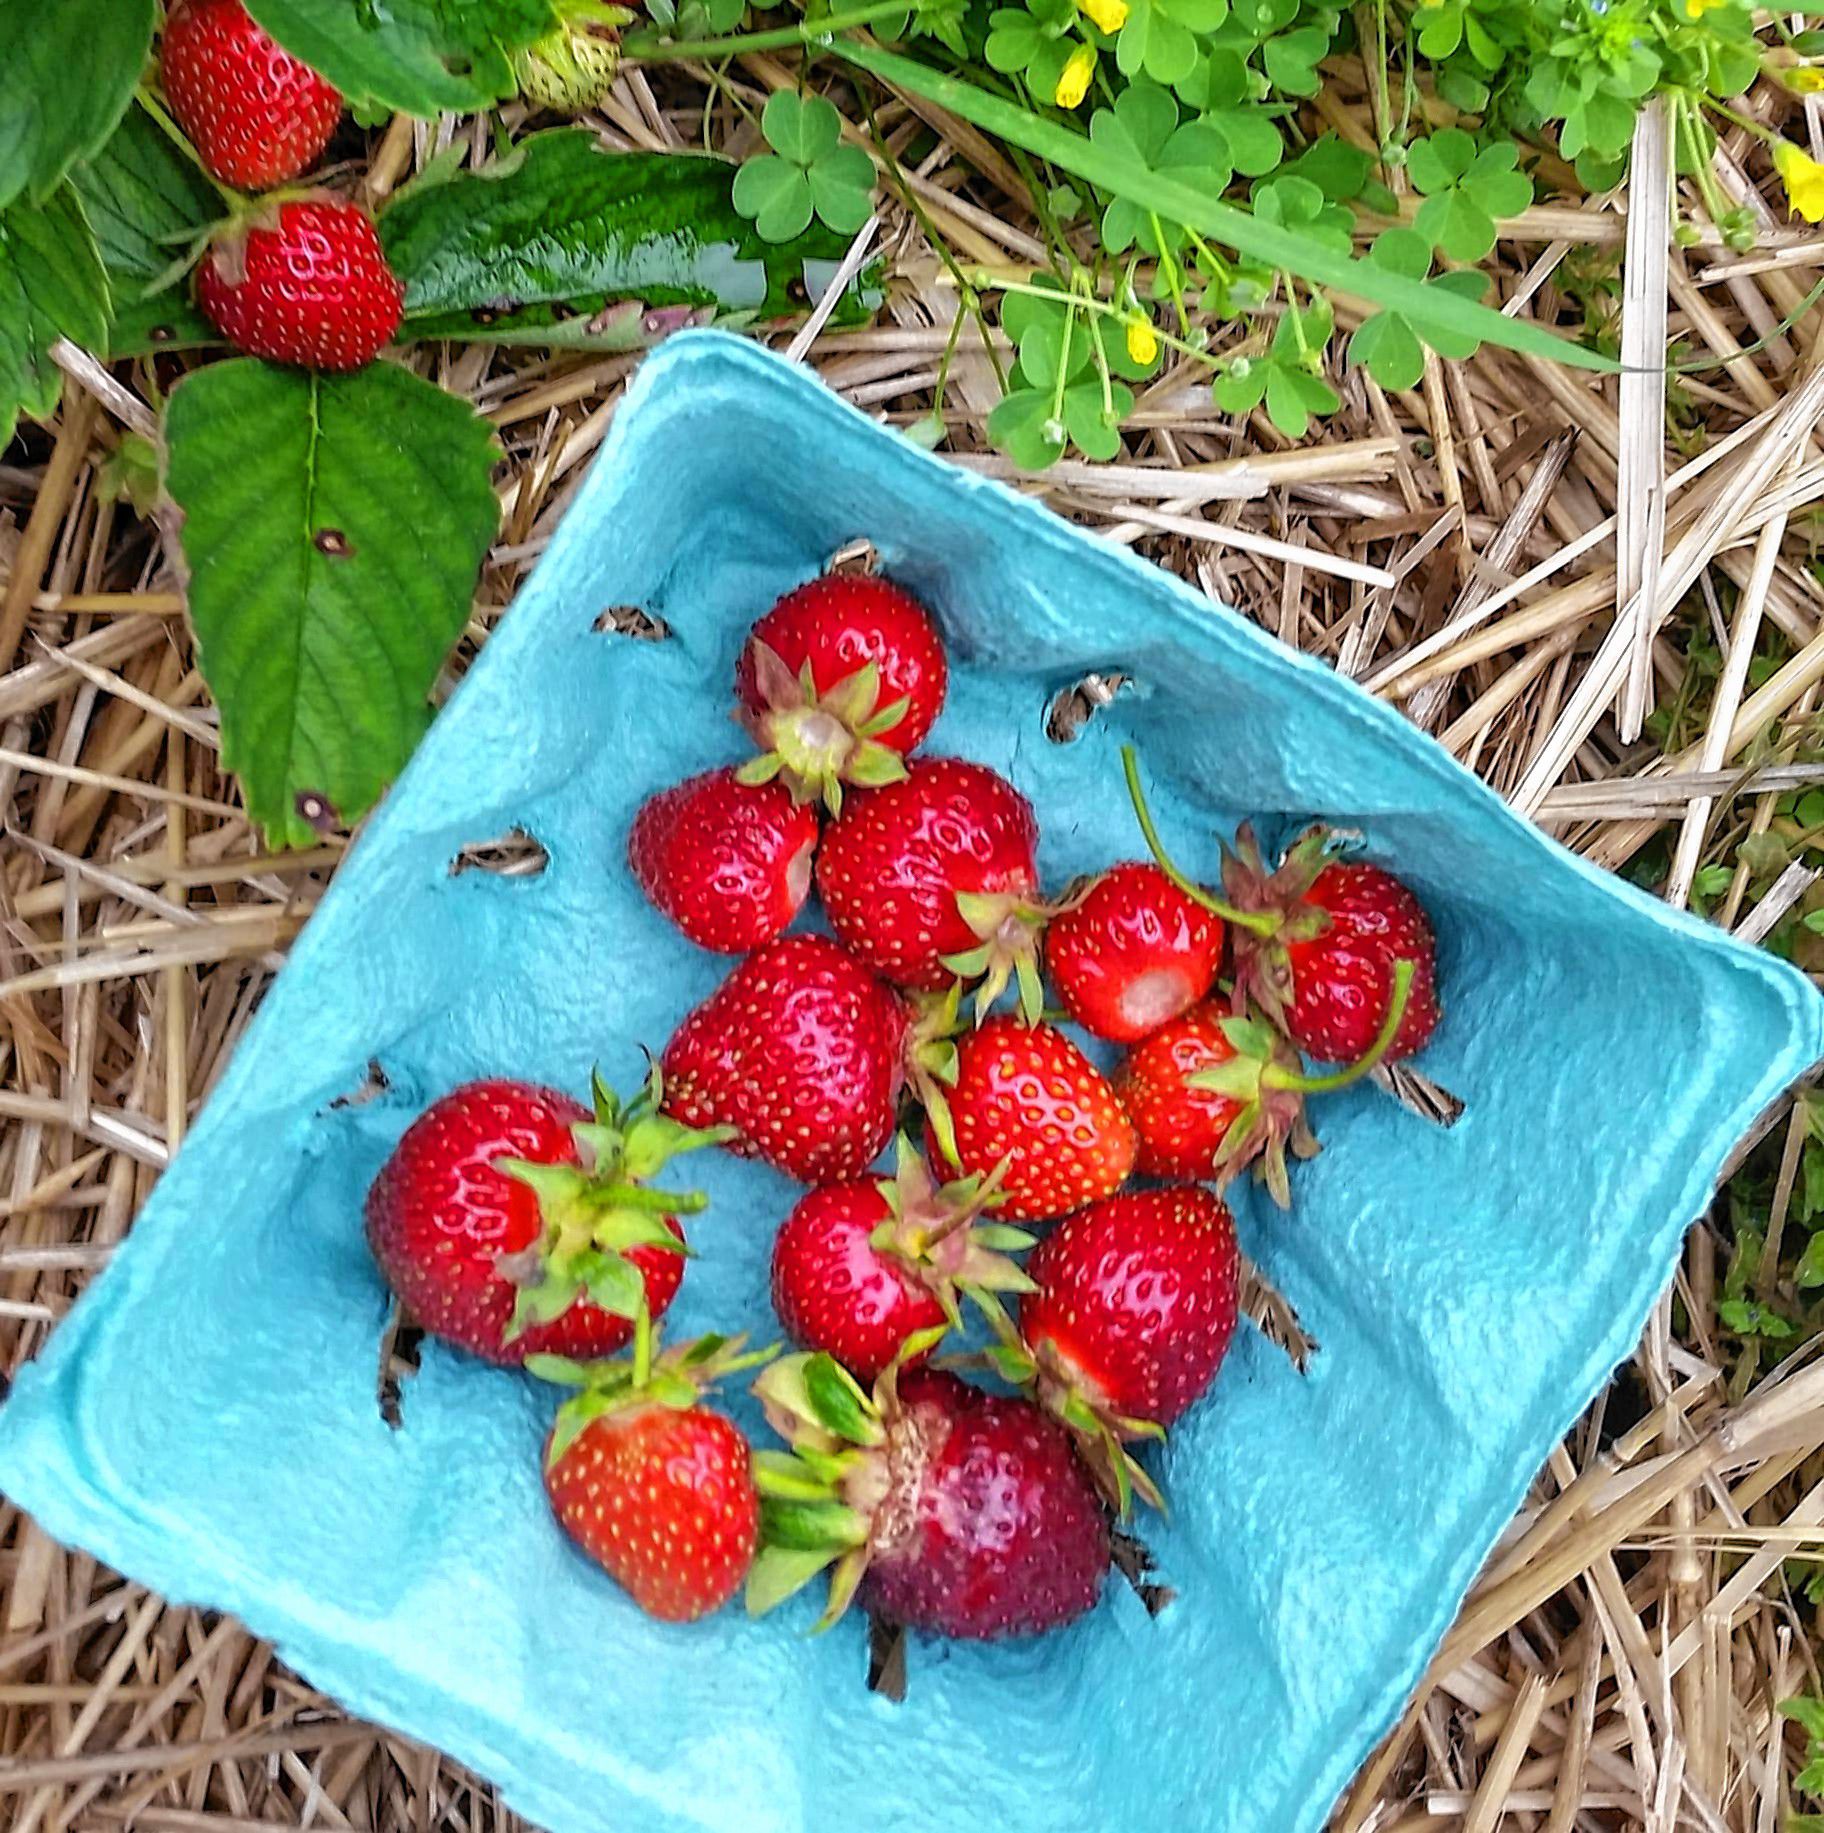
[365,1071,716,1365]
[197,198,404,371]
[747,1357,1108,1639]
[161,0,343,189]
[735,573,947,810]
[661,934,905,1185]
[817,757,1047,1017]
[537,1328,775,1623]
[1046,861,1223,1043]
[769,1144,1032,1381]
[629,767,819,953]
[927,1016,1135,1223]
[1225,825,1440,1064]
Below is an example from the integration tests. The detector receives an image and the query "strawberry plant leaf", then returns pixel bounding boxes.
[68,102,219,358]
[380,130,879,342]
[163,360,500,850]
[0,186,111,449]
[0,0,157,210]
[244,0,558,116]
[837,42,1615,373]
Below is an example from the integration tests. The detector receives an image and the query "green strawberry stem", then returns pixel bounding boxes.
[623,1,911,60]
[631,1301,654,1389]
[1265,959,1415,1094]
[1120,746,1277,936]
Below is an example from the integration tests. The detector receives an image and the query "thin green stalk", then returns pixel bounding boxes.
[1267,961,1416,1093]
[1120,745,1277,934]
[623,1,908,60]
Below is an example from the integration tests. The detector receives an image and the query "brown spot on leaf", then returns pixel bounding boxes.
[314,527,354,558]
[295,790,341,834]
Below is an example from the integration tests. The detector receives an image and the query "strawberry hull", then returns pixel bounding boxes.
[1,333,1820,1833]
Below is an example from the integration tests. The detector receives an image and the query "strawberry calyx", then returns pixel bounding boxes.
[744,1340,946,1626]
[978,1332,1165,1519]
[942,888,1053,1023]
[1220,820,1340,1032]
[902,984,966,1164]
[869,1138,1036,1333]
[735,641,911,814]
[493,1063,732,1341]
[529,1318,776,1468]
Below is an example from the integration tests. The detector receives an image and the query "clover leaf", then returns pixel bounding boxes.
[985,0,1076,77]
[1117,0,1229,87]
[1214,297,1338,438]
[733,92,874,242]
[1345,228,1490,390]
[1250,173,1354,255]
[1406,127,1532,262]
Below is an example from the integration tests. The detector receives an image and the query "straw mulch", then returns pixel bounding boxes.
[5,54,1824,1833]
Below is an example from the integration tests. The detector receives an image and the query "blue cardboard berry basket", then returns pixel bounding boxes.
[1,332,1819,1833]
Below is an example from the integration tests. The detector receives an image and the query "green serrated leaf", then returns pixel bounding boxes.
[163,362,500,850]
[245,0,556,116]
[68,103,219,358]
[0,186,110,449]
[382,131,878,337]
[0,0,156,211]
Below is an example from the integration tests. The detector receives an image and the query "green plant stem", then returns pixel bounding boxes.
[623,1,908,60]
[969,272,1220,369]
[1267,960,1416,1094]
[1120,744,1278,934]
[632,1302,654,1387]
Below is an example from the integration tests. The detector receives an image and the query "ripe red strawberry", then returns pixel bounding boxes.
[1019,1187,1239,1430]
[770,1146,1032,1381]
[748,1357,1108,1639]
[161,0,343,189]
[197,198,404,371]
[927,1016,1135,1223]
[661,934,905,1185]
[1045,861,1223,1043]
[1224,824,1440,1065]
[365,1072,715,1366]
[538,1329,774,1622]
[817,757,1047,1016]
[629,767,818,953]
[735,573,947,809]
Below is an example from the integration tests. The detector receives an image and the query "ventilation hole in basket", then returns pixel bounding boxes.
[327,1059,391,1111]
[1110,1526,1176,1617]
[377,1307,424,1431]
[1371,1060,1464,1128]
[1045,671,1132,743]
[825,538,880,577]
[595,604,671,640]
[449,828,549,878]
[866,1615,908,1702]
[1241,1256,1319,1373]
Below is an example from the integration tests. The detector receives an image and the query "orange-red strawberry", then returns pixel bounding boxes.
[769,1145,1032,1381]
[537,1329,774,1623]
[365,1071,716,1365]
[817,757,1047,1016]
[1014,1187,1238,1502]
[748,1357,1109,1639]
[661,934,904,1185]
[161,0,343,189]
[1224,824,1440,1065]
[628,766,818,953]
[735,573,947,809]
[197,198,403,371]
[927,1016,1135,1223]
[1045,861,1223,1043]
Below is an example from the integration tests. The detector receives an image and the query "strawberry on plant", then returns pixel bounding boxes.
[513,1,632,112]
[926,1015,1135,1222]
[747,1355,1109,1639]
[1223,824,1441,1065]
[535,1323,775,1623]
[365,1070,721,1366]
[817,756,1048,1018]
[735,573,948,810]
[1005,1187,1239,1511]
[661,933,905,1185]
[1045,860,1224,1043]
[628,766,819,953]
[197,198,404,372]
[769,1140,1033,1381]
[161,0,343,189]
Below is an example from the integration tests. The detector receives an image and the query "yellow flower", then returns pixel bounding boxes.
[1125,314,1158,365]
[1775,140,1824,223]
[1077,0,1129,33]
[1681,0,1725,17]
[1786,64,1824,93]
[1054,43,1095,109]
